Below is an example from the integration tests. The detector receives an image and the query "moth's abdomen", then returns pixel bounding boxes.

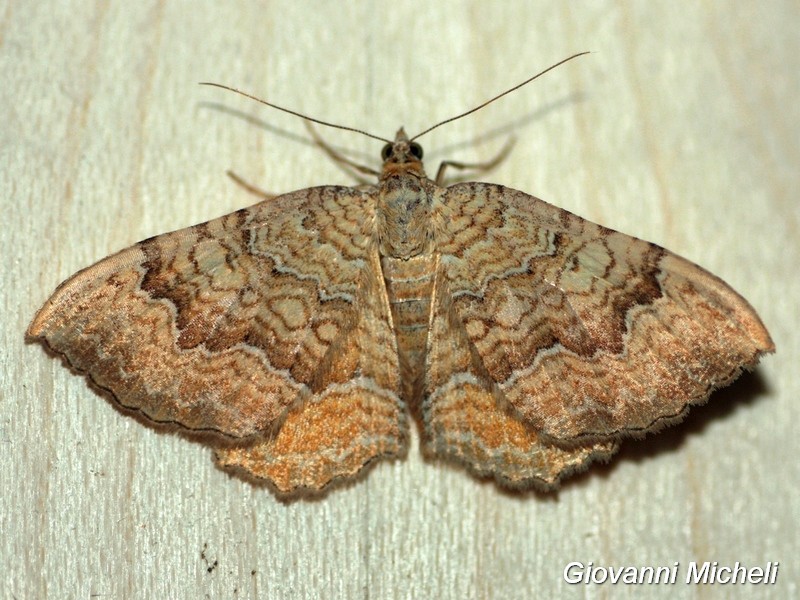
[381,252,437,404]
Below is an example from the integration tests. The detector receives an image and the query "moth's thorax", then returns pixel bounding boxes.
[376,129,435,259]
[376,173,435,258]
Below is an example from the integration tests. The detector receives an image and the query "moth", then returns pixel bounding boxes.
[28,55,773,496]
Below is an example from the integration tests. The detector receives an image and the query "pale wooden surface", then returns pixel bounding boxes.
[3,2,798,599]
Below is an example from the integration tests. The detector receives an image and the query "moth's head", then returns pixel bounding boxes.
[381,128,424,166]
[379,128,426,180]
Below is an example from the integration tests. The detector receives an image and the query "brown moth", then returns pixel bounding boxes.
[28,55,773,496]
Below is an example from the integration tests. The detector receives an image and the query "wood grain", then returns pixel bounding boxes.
[5,2,798,599]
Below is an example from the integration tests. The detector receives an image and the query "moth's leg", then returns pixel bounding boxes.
[226,170,277,200]
[305,122,378,186]
[435,137,515,186]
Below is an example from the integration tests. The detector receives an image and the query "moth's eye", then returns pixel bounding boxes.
[409,142,423,159]
[381,144,393,161]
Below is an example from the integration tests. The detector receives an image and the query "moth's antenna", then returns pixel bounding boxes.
[199,82,392,144]
[410,51,590,142]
